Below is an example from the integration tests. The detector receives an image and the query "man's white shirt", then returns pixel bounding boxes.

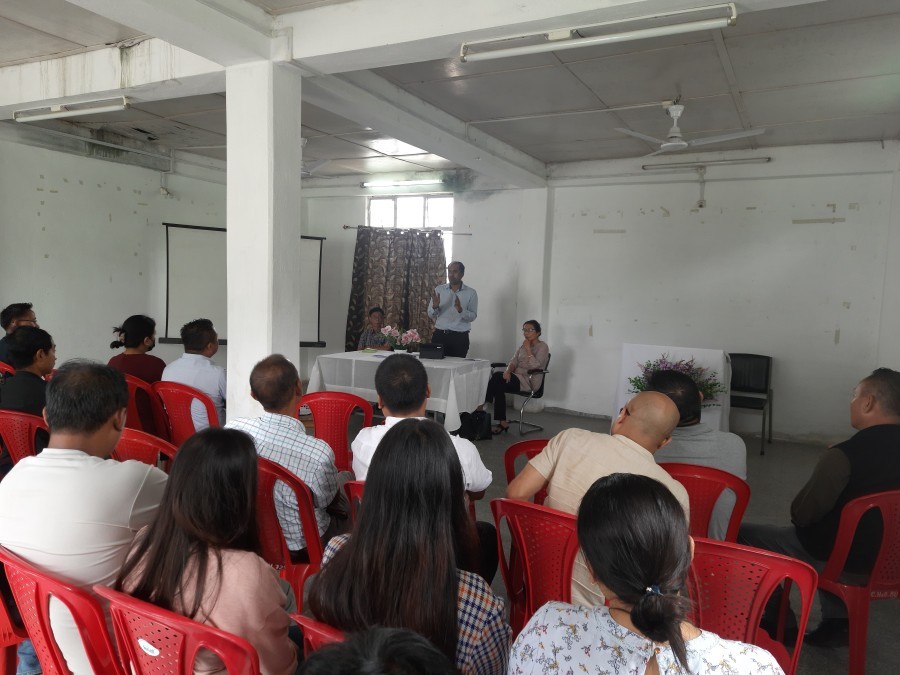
[161,353,227,430]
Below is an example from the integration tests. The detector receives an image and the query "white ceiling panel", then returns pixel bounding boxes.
[338,132,425,156]
[567,41,730,107]
[169,110,227,135]
[407,66,600,121]
[727,15,900,91]
[756,115,900,146]
[554,32,713,64]
[0,17,81,64]
[303,135,381,160]
[300,102,371,134]
[475,111,625,146]
[244,0,346,14]
[185,147,227,161]
[135,94,226,118]
[103,119,226,148]
[728,0,897,36]
[743,74,900,126]
[527,137,650,163]
[375,54,559,85]
[328,156,438,173]
[0,0,141,52]
[396,154,462,170]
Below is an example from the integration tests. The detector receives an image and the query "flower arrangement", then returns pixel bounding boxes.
[628,353,726,404]
[381,325,421,350]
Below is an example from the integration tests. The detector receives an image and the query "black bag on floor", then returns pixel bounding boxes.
[457,410,492,441]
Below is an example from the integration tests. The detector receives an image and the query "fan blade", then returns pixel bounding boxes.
[615,128,667,145]
[643,147,674,157]
[303,159,330,174]
[688,128,766,147]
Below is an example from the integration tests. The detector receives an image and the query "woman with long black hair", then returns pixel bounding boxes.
[108,314,165,383]
[307,418,510,675]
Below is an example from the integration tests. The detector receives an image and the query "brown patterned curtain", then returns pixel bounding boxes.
[345,227,447,351]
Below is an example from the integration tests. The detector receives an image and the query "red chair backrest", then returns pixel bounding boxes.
[491,498,578,634]
[343,480,365,524]
[688,537,817,675]
[0,411,48,464]
[0,546,124,675]
[298,392,373,472]
[152,381,219,446]
[0,570,27,675]
[255,458,323,611]
[0,364,14,377]
[124,375,170,441]
[112,428,178,471]
[658,463,751,542]
[503,439,549,505]
[94,584,260,675]
[820,489,900,598]
[292,614,344,657]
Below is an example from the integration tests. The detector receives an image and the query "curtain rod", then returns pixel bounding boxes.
[342,225,472,236]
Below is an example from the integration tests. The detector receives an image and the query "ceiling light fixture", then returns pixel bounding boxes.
[14,96,130,123]
[641,157,771,170]
[360,179,444,188]
[460,3,736,62]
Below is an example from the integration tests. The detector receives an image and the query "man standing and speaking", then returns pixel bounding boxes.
[428,261,477,358]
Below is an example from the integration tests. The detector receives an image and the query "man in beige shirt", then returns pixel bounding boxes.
[507,391,687,606]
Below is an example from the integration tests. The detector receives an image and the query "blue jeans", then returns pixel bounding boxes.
[16,639,40,675]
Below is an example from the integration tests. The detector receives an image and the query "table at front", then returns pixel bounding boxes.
[306,351,492,431]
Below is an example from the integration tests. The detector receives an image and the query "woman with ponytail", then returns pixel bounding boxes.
[108,314,166,383]
[509,473,783,675]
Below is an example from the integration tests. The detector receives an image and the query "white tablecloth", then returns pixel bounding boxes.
[307,351,492,431]
[615,343,731,431]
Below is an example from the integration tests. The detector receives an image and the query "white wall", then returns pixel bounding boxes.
[0,137,227,368]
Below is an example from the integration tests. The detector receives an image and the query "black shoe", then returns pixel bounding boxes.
[804,618,849,648]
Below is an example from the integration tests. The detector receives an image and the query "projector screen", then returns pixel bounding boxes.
[164,223,324,346]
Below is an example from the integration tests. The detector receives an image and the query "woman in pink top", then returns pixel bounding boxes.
[117,428,300,675]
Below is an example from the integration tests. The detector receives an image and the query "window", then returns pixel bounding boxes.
[367,195,454,263]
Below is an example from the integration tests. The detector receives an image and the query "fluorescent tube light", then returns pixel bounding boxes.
[14,97,130,123]
[361,179,444,188]
[461,4,736,62]
[641,157,771,170]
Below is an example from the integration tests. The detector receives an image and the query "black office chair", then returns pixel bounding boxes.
[729,353,773,456]
[490,355,550,435]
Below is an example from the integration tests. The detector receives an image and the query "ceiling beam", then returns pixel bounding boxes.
[0,39,223,120]
[304,70,547,188]
[282,0,825,74]
[63,0,278,66]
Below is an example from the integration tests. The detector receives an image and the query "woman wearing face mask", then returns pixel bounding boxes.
[108,314,165,383]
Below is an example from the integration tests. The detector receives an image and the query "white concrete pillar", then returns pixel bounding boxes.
[225,61,303,420]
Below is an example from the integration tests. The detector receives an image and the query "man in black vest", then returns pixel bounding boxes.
[739,367,900,647]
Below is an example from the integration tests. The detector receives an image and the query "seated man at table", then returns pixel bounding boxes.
[739,367,900,647]
[161,318,226,430]
[350,354,496,581]
[226,354,348,558]
[506,391,686,606]
[647,369,747,540]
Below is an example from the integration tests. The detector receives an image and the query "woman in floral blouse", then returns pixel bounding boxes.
[308,419,510,675]
[509,473,784,675]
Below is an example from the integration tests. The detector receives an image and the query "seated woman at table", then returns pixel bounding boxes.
[117,428,301,675]
[509,473,783,675]
[481,319,549,434]
[308,418,510,675]
[357,306,392,350]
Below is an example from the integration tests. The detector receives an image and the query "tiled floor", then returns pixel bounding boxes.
[465,410,899,675]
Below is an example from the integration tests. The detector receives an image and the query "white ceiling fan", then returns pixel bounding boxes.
[301,159,330,178]
[616,102,765,157]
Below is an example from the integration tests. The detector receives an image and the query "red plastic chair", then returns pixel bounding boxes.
[658,463,751,542]
[292,614,344,657]
[503,439,549,505]
[0,411,48,464]
[688,537,817,675]
[94,584,260,675]
[256,458,324,612]
[0,364,14,377]
[112,428,178,472]
[152,381,219,446]
[124,375,170,441]
[299,392,373,472]
[0,546,125,675]
[0,587,26,675]
[816,490,900,675]
[491,498,579,637]
[343,480,365,524]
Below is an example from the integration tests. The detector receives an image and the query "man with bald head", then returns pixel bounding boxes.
[507,391,687,605]
[226,354,347,558]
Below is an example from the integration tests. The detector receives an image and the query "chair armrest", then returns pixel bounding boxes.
[527,368,549,374]
[490,362,507,369]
